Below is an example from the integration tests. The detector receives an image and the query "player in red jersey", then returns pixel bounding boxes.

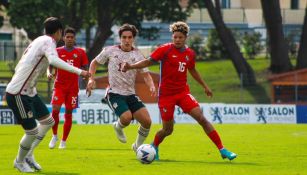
[121,21,237,161]
[47,27,89,149]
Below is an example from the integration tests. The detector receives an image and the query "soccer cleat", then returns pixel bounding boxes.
[49,135,58,149]
[220,148,237,160]
[14,158,34,173]
[112,122,127,143]
[59,140,66,149]
[25,155,42,171]
[151,143,159,161]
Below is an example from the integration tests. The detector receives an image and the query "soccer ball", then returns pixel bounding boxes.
[136,144,156,164]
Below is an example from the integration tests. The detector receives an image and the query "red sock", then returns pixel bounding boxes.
[153,134,162,147]
[51,110,60,135]
[62,113,72,141]
[208,130,224,150]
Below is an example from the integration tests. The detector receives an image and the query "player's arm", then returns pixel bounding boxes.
[141,72,157,97]
[121,59,153,72]
[188,67,213,98]
[47,65,56,80]
[86,59,100,96]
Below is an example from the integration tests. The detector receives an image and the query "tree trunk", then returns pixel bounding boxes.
[260,0,292,73]
[296,8,307,69]
[204,0,256,86]
[86,1,113,60]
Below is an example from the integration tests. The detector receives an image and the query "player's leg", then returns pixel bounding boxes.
[106,93,131,143]
[6,94,37,172]
[59,92,78,149]
[26,95,54,170]
[127,95,151,152]
[131,109,151,152]
[49,89,64,149]
[151,95,176,160]
[180,94,237,160]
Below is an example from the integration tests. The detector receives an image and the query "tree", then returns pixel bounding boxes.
[201,0,256,86]
[7,0,193,60]
[0,0,9,27]
[297,7,307,69]
[260,0,292,73]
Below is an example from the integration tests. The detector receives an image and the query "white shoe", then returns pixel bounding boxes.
[49,135,58,149]
[59,140,66,149]
[25,155,42,171]
[131,143,138,153]
[14,158,34,173]
[113,122,127,143]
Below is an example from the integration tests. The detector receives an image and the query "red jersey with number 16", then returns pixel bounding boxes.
[55,46,89,91]
[150,43,196,96]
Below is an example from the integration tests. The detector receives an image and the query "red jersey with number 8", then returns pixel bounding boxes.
[150,43,196,96]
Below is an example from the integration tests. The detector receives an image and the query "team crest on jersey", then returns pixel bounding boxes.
[53,96,58,101]
[73,54,78,58]
[113,102,118,109]
[27,111,33,118]
[163,108,167,113]
[185,55,189,61]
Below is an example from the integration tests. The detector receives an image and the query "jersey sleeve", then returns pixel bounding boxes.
[150,44,170,62]
[94,47,110,64]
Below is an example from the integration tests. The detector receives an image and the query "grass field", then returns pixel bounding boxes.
[0,124,306,175]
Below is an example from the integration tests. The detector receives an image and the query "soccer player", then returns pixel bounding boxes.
[121,21,237,161]
[47,27,89,149]
[86,24,156,152]
[5,17,90,173]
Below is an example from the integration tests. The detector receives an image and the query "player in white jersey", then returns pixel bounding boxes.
[5,17,90,173]
[86,24,156,152]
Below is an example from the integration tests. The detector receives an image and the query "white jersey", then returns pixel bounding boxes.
[6,35,82,97]
[95,45,149,95]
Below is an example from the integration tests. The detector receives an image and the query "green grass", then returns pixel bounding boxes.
[0,124,307,175]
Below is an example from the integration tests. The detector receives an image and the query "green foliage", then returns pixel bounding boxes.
[7,0,68,39]
[285,30,299,58]
[0,124,306,174]
[241,32,264,59]
[187,33,205,60]
[204,29,229,59]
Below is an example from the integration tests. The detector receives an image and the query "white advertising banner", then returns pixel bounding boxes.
[43,103,297,124]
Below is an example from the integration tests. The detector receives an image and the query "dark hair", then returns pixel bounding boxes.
[118,24,138,37]
[44,17,63,35]
[64,27,76,36]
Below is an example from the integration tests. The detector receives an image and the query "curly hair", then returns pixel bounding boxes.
[169,21,190,36]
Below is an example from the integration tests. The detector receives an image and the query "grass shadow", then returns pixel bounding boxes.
[158,159,261,166]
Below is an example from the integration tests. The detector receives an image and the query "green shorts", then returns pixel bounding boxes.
[105,93,145,117]
[6,93,50,130]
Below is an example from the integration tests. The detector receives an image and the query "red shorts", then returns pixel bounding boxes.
[158,91,199,121]
[51,88,78,110]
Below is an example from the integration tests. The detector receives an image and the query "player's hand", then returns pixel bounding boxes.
[120,62,131,72]
[204,87,213,98]
[80,70,91,79]
[150,86,157,97]
[47,72,55,80]
[86,79,96,97]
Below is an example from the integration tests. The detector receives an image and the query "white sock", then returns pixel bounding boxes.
[136,125,150,147]
[28,116,54,156]
[16,127,38,162]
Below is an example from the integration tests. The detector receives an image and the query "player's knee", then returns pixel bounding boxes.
[39,115,55,128]
[164,127,173,136]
